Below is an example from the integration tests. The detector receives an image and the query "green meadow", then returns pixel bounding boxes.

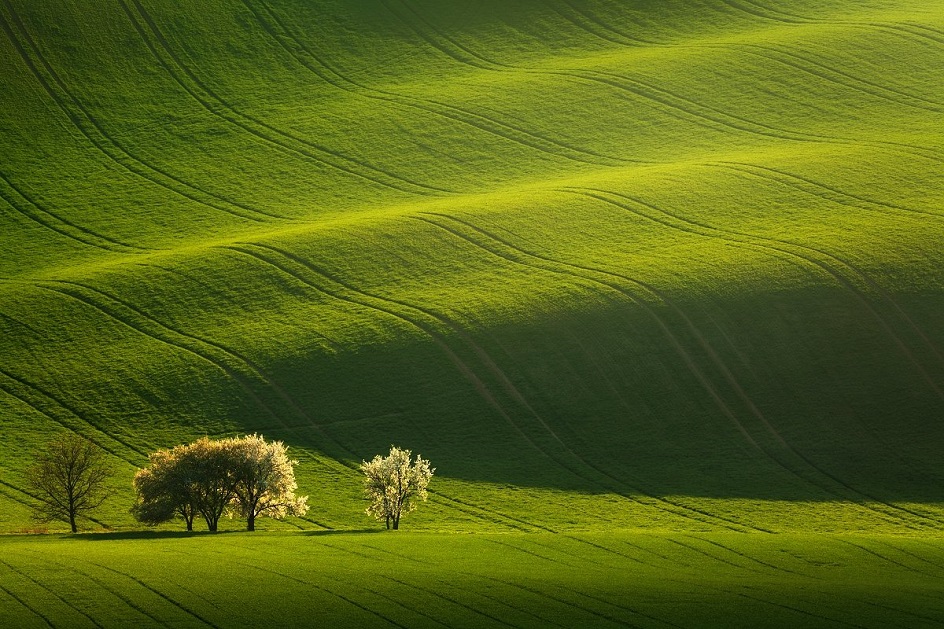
[4,531,944,628]
[1,0,944,625]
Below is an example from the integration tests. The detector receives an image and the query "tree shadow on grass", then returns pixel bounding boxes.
[301,528,382,537]
[70,530,243,541]
[68,528,385,540]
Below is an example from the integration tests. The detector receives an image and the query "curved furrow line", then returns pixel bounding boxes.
[426,489,549,532]
[222,557,409,629]
[33,277,389,511]
[537,5,944,115]
[221,244,554,455]
[618,537,885,623]
[522,568,688,628]
[713,161,944,220]
[714,0,805,24]
[47,276,328,432]
[665,537,766,574]
[565,186,944,403]
[220,244,586,531]
[389,0,943,162]
[0,475,45,513]
[484,538,576,568]
[0,557,105,629]
[74,252,542,533]
[569,66,943,161]
[0,366,148,461]
[746,43,944,111]
[379,0,499,70]
[0,171,150,253]
[478,573,644,629]
[0,581,54,628]
[413,214,797,532]
[419,212,938,531]
[546,0,644,48]
[562,188,944,525]
[735,590,871,629]
[84,561,221,629]
[385,1,814,146]
[520,536,704,629]
[862,599,944,629]
[836,539,940,579]
[230,245,624,486]
[242,0,631,168]
[353,543,566,623]
[705,42,944,113]
[708,162,944,376]
[902,22,944,41]
[573,67,829,144]
[121,0,453,197]
[554,0,671,46]
[0,1,280,223]
[685,535,808,578]
[876,539,944,573]
[382,574,523,629]
[32,280,289,430]
[346,582,453,629]
[231,240,754,532]
[728,0,944,49]
[13,549,165,626]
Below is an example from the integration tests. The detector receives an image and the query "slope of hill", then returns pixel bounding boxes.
[1,0,943,534]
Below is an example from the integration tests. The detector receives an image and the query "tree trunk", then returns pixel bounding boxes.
[69,512,77,533]
[392,515,399,530]
[385,515,390,530]
[247,513,255,531]
[208,520,218,532]
[185,517,193,532]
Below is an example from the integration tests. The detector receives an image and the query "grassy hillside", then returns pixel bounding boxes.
[1,0,943,537]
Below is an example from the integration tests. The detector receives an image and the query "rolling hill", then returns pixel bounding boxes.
[1,0,943,538]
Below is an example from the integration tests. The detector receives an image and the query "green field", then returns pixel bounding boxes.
[1,0,944,625]
[4,531,944,628]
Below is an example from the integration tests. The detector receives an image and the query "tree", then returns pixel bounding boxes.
[361,446,434,530]
[177,437,237,532]
[131,437,234,532]
[230,434,308,531]
[132,435,309,532]
[132,446,198,531]
[28,433,112,533]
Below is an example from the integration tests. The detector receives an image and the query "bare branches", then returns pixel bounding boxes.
[29,434,113,533]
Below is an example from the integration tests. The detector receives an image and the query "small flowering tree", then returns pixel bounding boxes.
[360,446,434,530]
[230,434,308,531]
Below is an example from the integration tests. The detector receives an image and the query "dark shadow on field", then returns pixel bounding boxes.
[219,272,944,503]
[300,528,382,537]
[71,530,244,541]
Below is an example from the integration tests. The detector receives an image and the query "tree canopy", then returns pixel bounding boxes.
[132,435,307,531]
[361,446,434,530]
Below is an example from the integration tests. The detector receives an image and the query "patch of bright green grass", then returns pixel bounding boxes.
[2,531,944,628]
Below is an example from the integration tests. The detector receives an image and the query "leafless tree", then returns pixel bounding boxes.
[29,433,112,533]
